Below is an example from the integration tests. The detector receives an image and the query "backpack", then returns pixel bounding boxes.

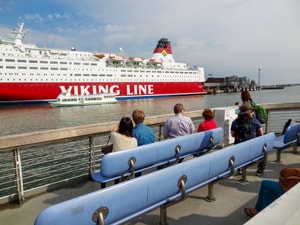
[235,121,251,144]
[250,102,268,124]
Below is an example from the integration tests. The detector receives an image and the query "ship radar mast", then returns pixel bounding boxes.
[7,22,25,46]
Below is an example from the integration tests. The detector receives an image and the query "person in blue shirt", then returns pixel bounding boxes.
[132,109,155,177]
[132,109,155,146]
[231,103,265,176]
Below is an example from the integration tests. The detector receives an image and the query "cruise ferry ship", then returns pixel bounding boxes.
[0,22,206,105]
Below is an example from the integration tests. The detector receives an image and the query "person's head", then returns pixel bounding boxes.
[174,103,184,114]
[132,109,145,125]
[118,117,134,137]
[241,90,253,102]
[238,104,254,122]
[202,108,214,121]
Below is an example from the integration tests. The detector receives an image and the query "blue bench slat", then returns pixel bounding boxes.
[273,123,300,162]
[92,128,223,184]
[274,123,300,149]
[233,133,275,168]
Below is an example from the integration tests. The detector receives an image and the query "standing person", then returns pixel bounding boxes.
[163,103,195,139]
[230,104,265,176]
[111,117,137,152]
[241,90,254,105]
[197,108,217,132]
[132,109,155,146]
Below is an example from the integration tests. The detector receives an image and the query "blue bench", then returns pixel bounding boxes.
[34,133,275,225]
[92,128,224,188]
[273,123,300,162]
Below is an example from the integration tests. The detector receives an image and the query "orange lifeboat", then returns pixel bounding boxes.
[94,53,105,59]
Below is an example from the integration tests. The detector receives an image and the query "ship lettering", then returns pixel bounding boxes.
[80,86,90,95]
[59,85,121,95]
[126,85,154,95]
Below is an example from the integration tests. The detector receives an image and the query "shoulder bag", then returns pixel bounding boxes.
[101,136,113,154]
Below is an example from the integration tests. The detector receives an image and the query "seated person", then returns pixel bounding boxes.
[197,108,217,132]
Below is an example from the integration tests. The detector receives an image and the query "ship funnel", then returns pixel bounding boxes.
[151,38,174,63]
[153,38,172,54]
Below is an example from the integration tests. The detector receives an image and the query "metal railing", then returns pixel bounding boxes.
[0,102,299,205]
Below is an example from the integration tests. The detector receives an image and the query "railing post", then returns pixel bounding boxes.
[159,124,163,141]
[89,136,96,175]
[13,148,24,204]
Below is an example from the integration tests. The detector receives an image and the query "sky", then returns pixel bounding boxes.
[0,0,299,85]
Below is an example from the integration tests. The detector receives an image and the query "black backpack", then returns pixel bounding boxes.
[235,121,251,144]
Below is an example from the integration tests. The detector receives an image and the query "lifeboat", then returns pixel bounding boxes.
[129,56,144,62]
[109,54,126,61]
[149,58,163,64]
[94,53,105,59]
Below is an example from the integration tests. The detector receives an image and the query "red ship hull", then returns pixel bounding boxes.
[0,81,206,104]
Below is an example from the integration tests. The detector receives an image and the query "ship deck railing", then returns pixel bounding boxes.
[0,102,299,207]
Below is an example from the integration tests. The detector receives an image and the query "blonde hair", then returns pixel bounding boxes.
[132,109,145,124]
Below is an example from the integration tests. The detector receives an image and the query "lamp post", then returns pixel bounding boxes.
[258,68,261,89]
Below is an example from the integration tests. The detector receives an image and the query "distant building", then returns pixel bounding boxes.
[204,75,257,94]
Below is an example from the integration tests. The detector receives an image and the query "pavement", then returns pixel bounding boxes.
[0,147,299,225]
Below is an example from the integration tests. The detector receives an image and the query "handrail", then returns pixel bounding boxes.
[0,102,299,205]
[1,102,300,151]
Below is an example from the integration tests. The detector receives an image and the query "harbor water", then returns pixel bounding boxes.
[0,86,299,136]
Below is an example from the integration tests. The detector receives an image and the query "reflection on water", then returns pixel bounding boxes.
[0,86,299,136]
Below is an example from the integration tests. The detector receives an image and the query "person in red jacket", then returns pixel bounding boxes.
[197,108,217,132]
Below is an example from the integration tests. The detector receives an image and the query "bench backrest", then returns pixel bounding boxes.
[283,123,300,144]
[100,128,223,178]
[35,132,275,225]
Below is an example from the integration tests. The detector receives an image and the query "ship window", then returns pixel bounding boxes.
[51,68,58,70]
[6,66,16,69]
[74,62,81,65]
[91,74,97,76]
[60,61,67,64]
[29,67,38,70]
[18,66,27,69]
[18,59,26,63]
[29,60,38,63]
[91,63,97,66]
[60,68,68,70]
[74,74,81,76]
[40,61,48,64]
[83,63,89,65]
[5,59,15,62]
[83,74,89,76]
[50,61,58,64]
[41,67,48,70]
